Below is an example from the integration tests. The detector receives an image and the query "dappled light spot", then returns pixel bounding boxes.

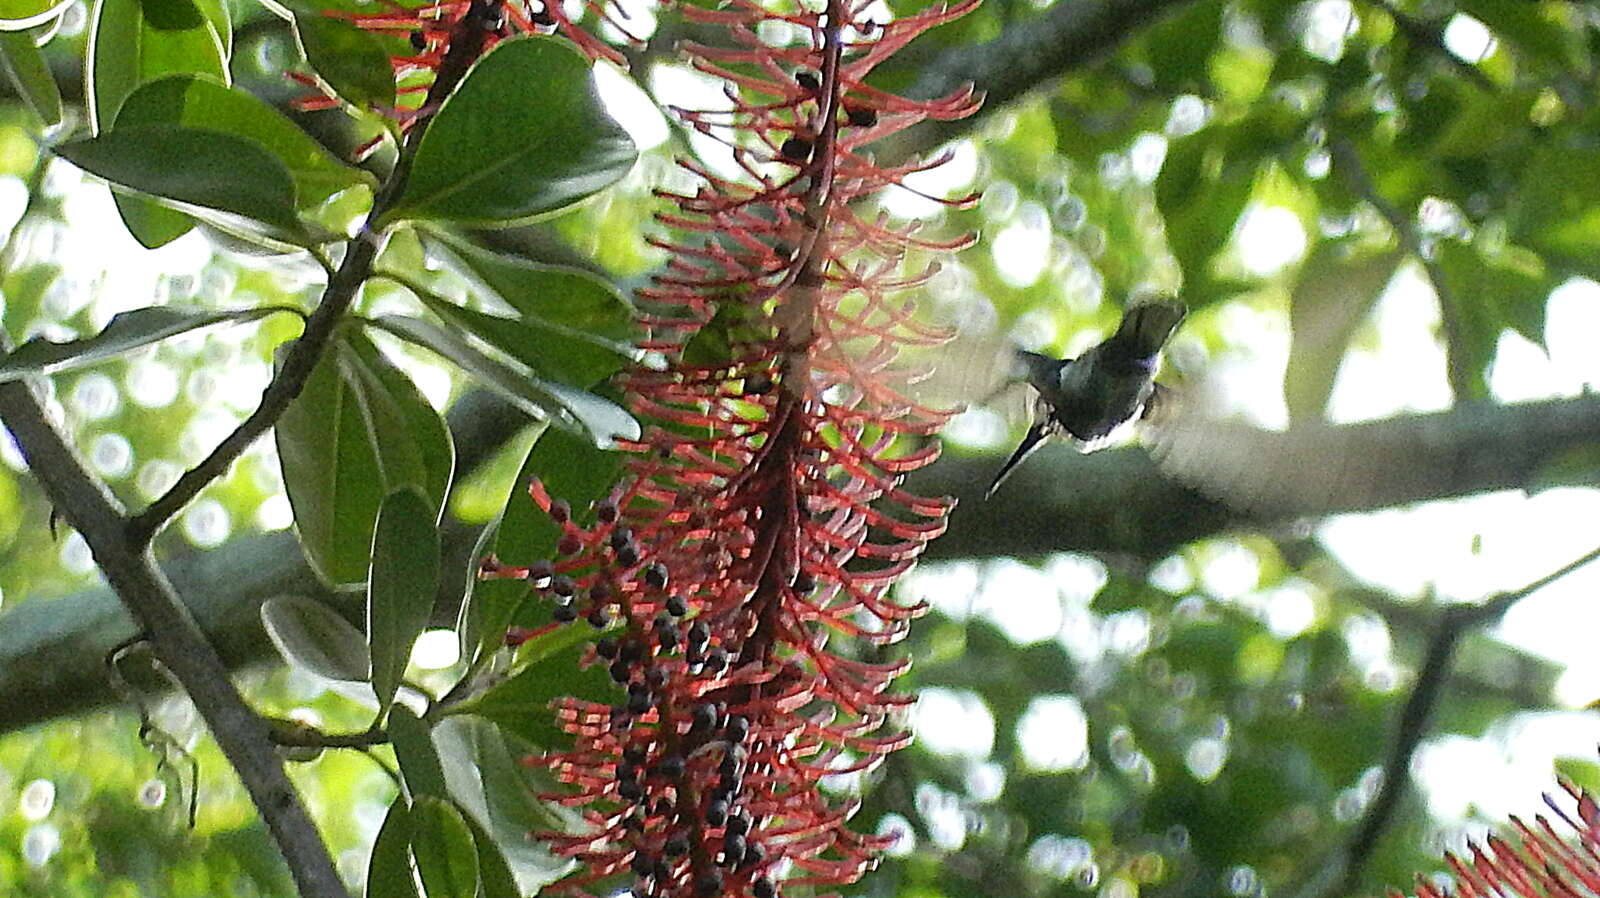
[1017,695,1089,772]
[876,813,916,858]
[88,433,132,480]
[1443,14,1494,62]
[409,629,460,670]
[68,372,119,420]
[1234,205,1307,276]
[977,559,1060,644]
[17,779,52,820]
[21,823,59,868]
[913,688,995,758]
[182,499,231,548]
[125,360,178,409]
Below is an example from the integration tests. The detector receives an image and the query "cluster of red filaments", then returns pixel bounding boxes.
[1400,778,1600,897]
[291,0,633,127]
[480,0,982,895]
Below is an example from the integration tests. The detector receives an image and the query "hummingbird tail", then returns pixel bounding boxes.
[985,422,1050,499]
[1111,299,1186,359]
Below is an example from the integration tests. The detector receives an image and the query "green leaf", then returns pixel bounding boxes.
[275,330,454,586]
[389,705,449,802]
[384,36,637,226]
[460,813,520,898]
[417,235,634,387]
[408,797,481,898]
[115,74,375,209]
[367,797,422,898]
[295,15,396,110]
[432,716,575,893]
[0,31,59,125]
[260,595,371,682]
[372,314,639,448]
[0,305,282,381]
[368,488,442,711]
[1284,244,1402,422]
[458,628,616,750]
[86,0,228,246]
[55,125,306,240]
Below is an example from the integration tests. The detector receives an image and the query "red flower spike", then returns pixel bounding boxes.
[1398,780,1600,897]
[492,0,980,895]
[296,0,635,121]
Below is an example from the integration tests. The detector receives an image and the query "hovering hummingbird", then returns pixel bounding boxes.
[986,299,1187,498]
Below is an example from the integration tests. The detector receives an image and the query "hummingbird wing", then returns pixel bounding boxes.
[986,419,1052,499]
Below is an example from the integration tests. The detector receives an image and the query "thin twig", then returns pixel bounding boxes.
[126,0,505,546]
[1296,543,1600,898]
[1328,136,1476,401]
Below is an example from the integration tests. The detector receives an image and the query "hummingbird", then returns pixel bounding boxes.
[986,299,1187,498]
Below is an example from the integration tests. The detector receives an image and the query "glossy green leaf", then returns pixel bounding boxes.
[417,235,633,386]
[275,330,454,586]
[389,705,449,802]
[0,0,68,28]
[295,15,396,110]
[458,628,616,750]
[432,716,575,892]
[260,595,371,683]
[384,36,637,226]
[367,797,422,898]
[372,314,639,448]
[0,31,59,125]
[55,126,306,239]
[460,813,519,898]
[368,488,441,711]
[409,797,480,898]
[87,0,228,246]
[0,306,282,382]
[116,74,375,209]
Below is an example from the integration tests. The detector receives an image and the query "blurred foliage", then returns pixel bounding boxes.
[0,0,1595,895]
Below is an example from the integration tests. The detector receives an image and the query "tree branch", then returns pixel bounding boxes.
[0,376,350,898]
[1292,543,1600,898]
[876,0,1198,163]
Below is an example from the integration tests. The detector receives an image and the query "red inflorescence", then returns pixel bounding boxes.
[1397,777,1600,898]
[478,0,981,896]
[293,0,633,126]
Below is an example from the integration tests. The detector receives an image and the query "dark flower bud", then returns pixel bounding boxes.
[623,746,647,765]
[695,872,723,897]
[647,665,670,689]
[795,71,820,90]
[780,136,814,163]
[752,874,776,897]
[657,755,685,779]
[704,799,729,827]
[558,534,582,555]
[553,604,578,623]
[627,689,652,715]
[588,607,610,629]
[620,640,645,664]
[664,834,689,857]
[726,812,751,836]
[610,660,632,683]
[726,715,751,743]
[550,575,576,597]
[591,581,614,603]
[409,30,427,50]
[657,625,680,652]
[665,593,688,616]
[630,852,654,876]
[792,570,816,593]
[691,703,717,732]
[618,779,643,801]
[645,563,670,590]
[548,499,571,523]
[722,833,746,865]
[596,637,619,659]
[719,752,740,778]
[846,105,878,127]
[623,812,644,831]
[618,542,641,567]
[652,797,674,816]
[618,761,638,781]
[528,559,554,582]
[596,500,620,523]
[704,647,729,672]
[609,527,634,551]
[688,621,711,648]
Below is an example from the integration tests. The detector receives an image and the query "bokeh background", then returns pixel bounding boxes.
[2,0,1600,895]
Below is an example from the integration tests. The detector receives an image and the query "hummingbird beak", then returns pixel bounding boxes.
[985,421,1050,499]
